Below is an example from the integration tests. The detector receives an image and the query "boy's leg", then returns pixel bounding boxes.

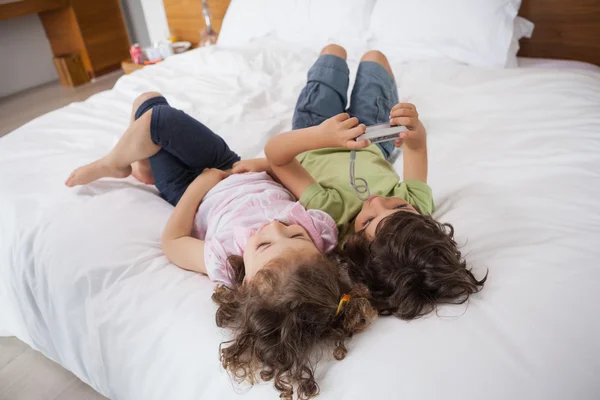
[348,50,399,159]
[292,44,350,130]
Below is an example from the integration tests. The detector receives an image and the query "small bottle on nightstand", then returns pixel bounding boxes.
[199,0,217,47]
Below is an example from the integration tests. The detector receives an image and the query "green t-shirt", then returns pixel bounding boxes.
[298,144,434,238]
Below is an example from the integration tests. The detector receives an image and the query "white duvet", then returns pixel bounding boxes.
[1,41,599,399]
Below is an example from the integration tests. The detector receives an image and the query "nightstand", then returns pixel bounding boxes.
[1,0,130,84]
[121,59,146,75]
[120,42,196,75]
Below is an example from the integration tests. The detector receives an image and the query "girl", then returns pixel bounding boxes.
[65,92,377,399]
[265,44,486,320]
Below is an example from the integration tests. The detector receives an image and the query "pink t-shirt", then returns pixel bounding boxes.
[193,172,338,286]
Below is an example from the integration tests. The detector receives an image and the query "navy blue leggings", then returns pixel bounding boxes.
[135,96,240,206]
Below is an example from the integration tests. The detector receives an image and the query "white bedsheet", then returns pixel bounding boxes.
[1,41,599,399]
[518,56,600,72]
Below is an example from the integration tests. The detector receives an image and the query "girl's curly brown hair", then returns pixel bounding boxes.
[212,254,377,400]
[340,211,487,320]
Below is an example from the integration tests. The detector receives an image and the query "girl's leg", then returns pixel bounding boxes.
[129,92,162,184]
[348,50,399,160]
[65,104,160,187]
[147,105,239,172]
[66,91,240,206]
[292,44,350,130]
[143,97,239,205]
[125,92,207,205]
[128,92,235,186]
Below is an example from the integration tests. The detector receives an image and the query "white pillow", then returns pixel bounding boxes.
[218,0,375,53]
[505,16,535,68]
[367,0,521,68]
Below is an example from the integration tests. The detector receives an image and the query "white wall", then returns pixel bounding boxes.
[0,2,169,98]
[139,0,169,44]
[121,0,151,47]
[0,14,58,98]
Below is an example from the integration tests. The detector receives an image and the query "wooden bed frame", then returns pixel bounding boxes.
[519,0,600,66]
[163,0,231,45]
[163,0,600,66]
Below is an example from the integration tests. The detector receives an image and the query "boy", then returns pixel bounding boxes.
[264,44,486,319]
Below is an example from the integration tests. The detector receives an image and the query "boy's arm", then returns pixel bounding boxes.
[268,159,316,200]
[265,113,368,199]
[161,168,228,274]
[403,145,428,183]
[390,103,428,183]
[266,114,368,166]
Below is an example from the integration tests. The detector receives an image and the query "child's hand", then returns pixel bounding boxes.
[319,113,369,150]
[191,168,229,192]
[231,158,270,174]
[390,103,426,150]
[200,167,229,181]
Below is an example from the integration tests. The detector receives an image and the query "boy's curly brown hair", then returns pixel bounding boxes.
[341,211,487,320]
[212,254,377,400]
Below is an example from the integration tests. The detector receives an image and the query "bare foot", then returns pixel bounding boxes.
[65,158,132,187]
[131,159,155,184]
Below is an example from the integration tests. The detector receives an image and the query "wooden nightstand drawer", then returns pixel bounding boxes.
[121,59,145,75]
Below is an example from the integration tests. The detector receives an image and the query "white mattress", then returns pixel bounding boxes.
[518,56,600,72]
[1,41,600,400]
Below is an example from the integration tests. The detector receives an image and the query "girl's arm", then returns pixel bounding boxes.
[265,113,368,198]
[161,168,228,273]
[390,103,428,182]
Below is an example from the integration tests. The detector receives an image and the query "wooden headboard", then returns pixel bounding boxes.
[163,0,600,66]
[518,0,600,66]
[163,0,231,45]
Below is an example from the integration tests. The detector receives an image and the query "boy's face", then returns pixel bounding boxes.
[354,196,419,239]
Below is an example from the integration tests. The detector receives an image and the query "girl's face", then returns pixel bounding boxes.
[243,221,319,280]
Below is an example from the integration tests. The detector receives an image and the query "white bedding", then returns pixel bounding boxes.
[1,41,600,399]
[518,56,600,72]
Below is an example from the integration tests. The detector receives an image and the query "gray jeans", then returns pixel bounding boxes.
[292,54,399,159]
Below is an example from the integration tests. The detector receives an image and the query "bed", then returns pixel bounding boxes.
[1,0,600,399]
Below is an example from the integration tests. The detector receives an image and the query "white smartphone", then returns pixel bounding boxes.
[356,123,408,143]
